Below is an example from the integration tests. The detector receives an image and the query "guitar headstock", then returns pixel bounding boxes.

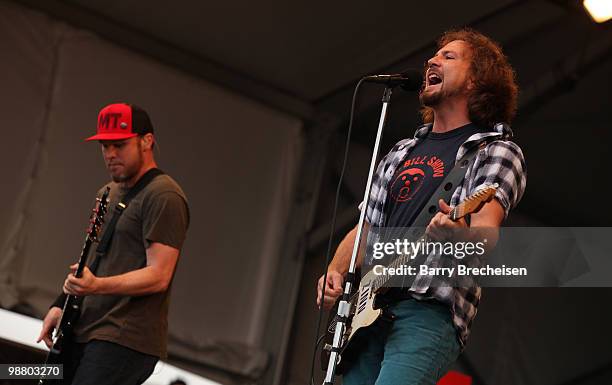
[88,187,110,240]
[449,183,498,221]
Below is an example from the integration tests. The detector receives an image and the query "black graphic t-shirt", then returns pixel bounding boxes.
[384,123,488,228]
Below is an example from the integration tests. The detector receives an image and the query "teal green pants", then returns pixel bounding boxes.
[342,298,461,385]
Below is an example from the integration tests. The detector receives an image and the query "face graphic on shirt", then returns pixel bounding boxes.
[389,167,425,202]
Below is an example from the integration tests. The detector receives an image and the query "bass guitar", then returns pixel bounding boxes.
[38,187,110,384]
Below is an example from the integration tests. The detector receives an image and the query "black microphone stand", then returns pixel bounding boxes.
[322,85,395,384]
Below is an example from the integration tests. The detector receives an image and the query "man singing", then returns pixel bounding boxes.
[317,29,526,385]
[38,103,189,385]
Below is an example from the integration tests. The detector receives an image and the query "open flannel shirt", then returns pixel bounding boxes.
[362,122,527,347]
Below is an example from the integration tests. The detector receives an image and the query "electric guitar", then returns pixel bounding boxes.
[38,187,110,384]
[321,184,498,372]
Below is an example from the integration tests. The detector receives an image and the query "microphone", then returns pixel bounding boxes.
[363,69,423,91]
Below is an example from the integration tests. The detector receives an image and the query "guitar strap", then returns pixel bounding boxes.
[89,168,165,274]
[409,138,494,229]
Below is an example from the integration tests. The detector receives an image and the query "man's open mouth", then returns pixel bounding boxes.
[427,72,442,86]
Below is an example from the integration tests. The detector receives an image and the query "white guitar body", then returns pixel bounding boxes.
[347,270,382,341]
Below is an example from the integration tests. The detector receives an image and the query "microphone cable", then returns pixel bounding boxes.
[309,76,366,385]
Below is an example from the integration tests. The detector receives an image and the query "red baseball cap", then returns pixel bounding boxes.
[85,103,154,141]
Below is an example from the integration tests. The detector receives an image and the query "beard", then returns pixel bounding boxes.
[108,142,144,183]
[419,79,470,108]
[419,88,443,107]
[111,171,133,183]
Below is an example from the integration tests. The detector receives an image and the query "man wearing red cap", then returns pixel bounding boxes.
[37,103,190,385]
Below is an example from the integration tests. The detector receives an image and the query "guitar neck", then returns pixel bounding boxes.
[371,233,426,293]
[368,185,497,292]
[56,186,110,333]
[59,232,95,312]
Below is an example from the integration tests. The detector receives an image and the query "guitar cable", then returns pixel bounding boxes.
[309,77,366,385]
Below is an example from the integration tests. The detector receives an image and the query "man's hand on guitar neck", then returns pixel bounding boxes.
[63,242,179,297]
[64,263,100,296]
[426,199,468,241]
[37,307,62,348]
[426,197,505,249]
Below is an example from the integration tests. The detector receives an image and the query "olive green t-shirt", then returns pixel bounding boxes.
[73,174,189,358]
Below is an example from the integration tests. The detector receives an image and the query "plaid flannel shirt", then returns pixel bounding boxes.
[363,122,527,347]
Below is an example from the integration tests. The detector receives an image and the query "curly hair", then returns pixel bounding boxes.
[421,28,518,128]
